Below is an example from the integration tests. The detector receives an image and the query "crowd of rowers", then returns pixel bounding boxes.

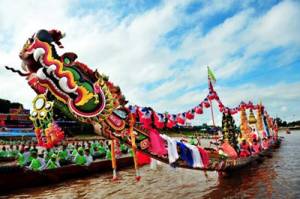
[0,140,131,171]
[206,133,276,158]
[237,136,273,157]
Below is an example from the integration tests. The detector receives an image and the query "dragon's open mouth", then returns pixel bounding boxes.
[27,46,79,103]
[19,30,108,118]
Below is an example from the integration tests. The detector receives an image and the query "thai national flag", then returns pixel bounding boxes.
[138,107,153,127]
[128,105,138,119]
[177,113,186,125]
[194,105,203,114]
[154,112,165,129]
[208,91,217,100]
[166,114,177,128]
[203,98,211,108]
[186,110,194,120]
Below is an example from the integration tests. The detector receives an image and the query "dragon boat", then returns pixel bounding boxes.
[0,139,281,193]
[0,155,133,192]
[3,29,281,179]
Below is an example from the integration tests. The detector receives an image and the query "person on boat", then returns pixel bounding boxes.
[189,136,197,146]
[105,148,112,160]
[46,154,60,169]
[31,144,38,154]
[250,131,258,142]
[28,151,42,171]
[44,148,55,163]
[37,153,46,170]
[267,136,274,146]
[238,133,244,145]
[88,143,95,157]
[92,146,104,159]
[74,147,87,166]
[58,145,70,165]
[120,143,128,154]
[71,146,79,158]
[239,139,251,157]
[17,150,26,166]
[0,146,7,158]
[6,145,15,158]
[94,144,106,158]
[84,148,93,166]
[261,137,269,150]
[251,139,261,155]
[98,142,106,155]
[23,146,31,165]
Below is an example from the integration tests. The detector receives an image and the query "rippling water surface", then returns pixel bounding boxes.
[3,131,300,199]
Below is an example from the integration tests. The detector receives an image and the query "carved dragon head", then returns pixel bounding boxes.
[18,29,114,118]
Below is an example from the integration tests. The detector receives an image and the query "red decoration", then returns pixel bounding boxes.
[176,113,186,125]
[166,114,176,128]
[195,106,203,114]
[186,111,194,120]
[153,112,165,129]
[137,107,152,128]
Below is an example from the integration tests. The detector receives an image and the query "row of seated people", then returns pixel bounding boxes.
[0,140,130,171]
[238,137,273,157]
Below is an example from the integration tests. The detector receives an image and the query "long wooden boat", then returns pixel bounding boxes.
[0,138,282,193]
[0,155,133,193]
[218,139,281,172]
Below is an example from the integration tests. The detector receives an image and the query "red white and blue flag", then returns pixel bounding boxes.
[186,110,195,120]
[177,113,186,125]
[138,107,152,127]
[167,114,177,128]
[154,112,165,129]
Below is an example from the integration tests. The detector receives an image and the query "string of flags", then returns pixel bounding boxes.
[128,85,263,129]
[128,66,266,129]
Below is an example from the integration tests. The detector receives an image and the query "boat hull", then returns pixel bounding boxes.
[0,156,133,193]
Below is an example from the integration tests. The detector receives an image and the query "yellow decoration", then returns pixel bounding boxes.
[75,87,94,106]
[248,110,257,124]
[240,108,252,143]
[257,104,264,132]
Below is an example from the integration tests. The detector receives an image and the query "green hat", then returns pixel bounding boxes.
[78,147,84,152]
[51,154,57,159]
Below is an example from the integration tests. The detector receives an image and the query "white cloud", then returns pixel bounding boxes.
[0,0,299,125]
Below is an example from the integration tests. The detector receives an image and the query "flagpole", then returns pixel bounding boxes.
[208,82,216,126]
[207,66,216,127]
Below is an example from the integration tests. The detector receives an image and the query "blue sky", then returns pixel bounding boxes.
[0,0,299,124]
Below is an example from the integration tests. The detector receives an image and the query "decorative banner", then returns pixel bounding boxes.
[177,113,186,125]
[186,110,195,120]
[137,107,152,127]
[153,112,165,129]
[128,83,268,128]
[166,114,177,128]
[194,105,203,114]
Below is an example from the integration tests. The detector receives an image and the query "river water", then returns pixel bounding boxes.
[2,131,300,199]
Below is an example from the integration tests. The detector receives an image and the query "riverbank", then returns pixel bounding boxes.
[279,126,300,130]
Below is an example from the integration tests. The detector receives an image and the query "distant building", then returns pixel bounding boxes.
[0,108,32,128]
